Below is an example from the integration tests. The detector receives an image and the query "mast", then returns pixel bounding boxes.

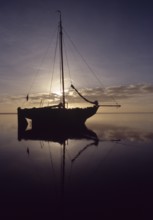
[58,10,65,108]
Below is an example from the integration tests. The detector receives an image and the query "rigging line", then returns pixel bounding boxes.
[63,28,105,88]
[65,147,72,161]
[64,146,73,185]
[47,142,58,192]
[63,28,120,105]
[21,142,44,182]
[63,38,72,84]
[96,147,114,168]
[64,145,74,185]
[67,162,73,187]
[49,28,59,97]
[27,26,57,97]
[91,142,117,178]
[71,141,97,163]
[40,141,44,148]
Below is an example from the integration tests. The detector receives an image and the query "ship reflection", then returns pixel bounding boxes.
[18,123,99,144]
[16,116,153,218]
[17,121,99,218]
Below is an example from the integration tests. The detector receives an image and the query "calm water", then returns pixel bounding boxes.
[0,113,153,219]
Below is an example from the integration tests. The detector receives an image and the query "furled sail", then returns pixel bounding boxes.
[71,84,99,106]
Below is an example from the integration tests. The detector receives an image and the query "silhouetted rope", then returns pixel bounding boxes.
[63,27,120,106]
[26,27,57,102]
[49,28,59,99]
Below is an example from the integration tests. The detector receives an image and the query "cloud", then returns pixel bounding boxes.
[1,83,153,107]
[66,83,153,103]
[102,83,153,100]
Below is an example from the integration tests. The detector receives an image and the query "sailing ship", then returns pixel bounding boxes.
[17,11,120,130]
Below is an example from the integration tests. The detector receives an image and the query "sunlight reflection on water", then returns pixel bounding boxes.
[0,113,153,218]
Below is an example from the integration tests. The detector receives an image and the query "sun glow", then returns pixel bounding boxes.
[53,90,62,97]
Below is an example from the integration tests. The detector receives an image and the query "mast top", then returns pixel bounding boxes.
[57,10,62,21]
[57,10,61,14]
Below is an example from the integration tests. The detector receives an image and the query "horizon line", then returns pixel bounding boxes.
[0,111,153,115]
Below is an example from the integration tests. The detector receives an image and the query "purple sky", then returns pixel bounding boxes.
[0,0,153,112]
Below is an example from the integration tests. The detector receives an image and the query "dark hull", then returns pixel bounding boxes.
[18,106,98,130]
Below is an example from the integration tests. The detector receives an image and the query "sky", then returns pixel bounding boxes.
[0,0,153,112]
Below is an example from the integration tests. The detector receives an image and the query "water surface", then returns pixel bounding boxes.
[0,113,153,219]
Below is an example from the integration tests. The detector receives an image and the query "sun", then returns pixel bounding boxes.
[54,90,62,97]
